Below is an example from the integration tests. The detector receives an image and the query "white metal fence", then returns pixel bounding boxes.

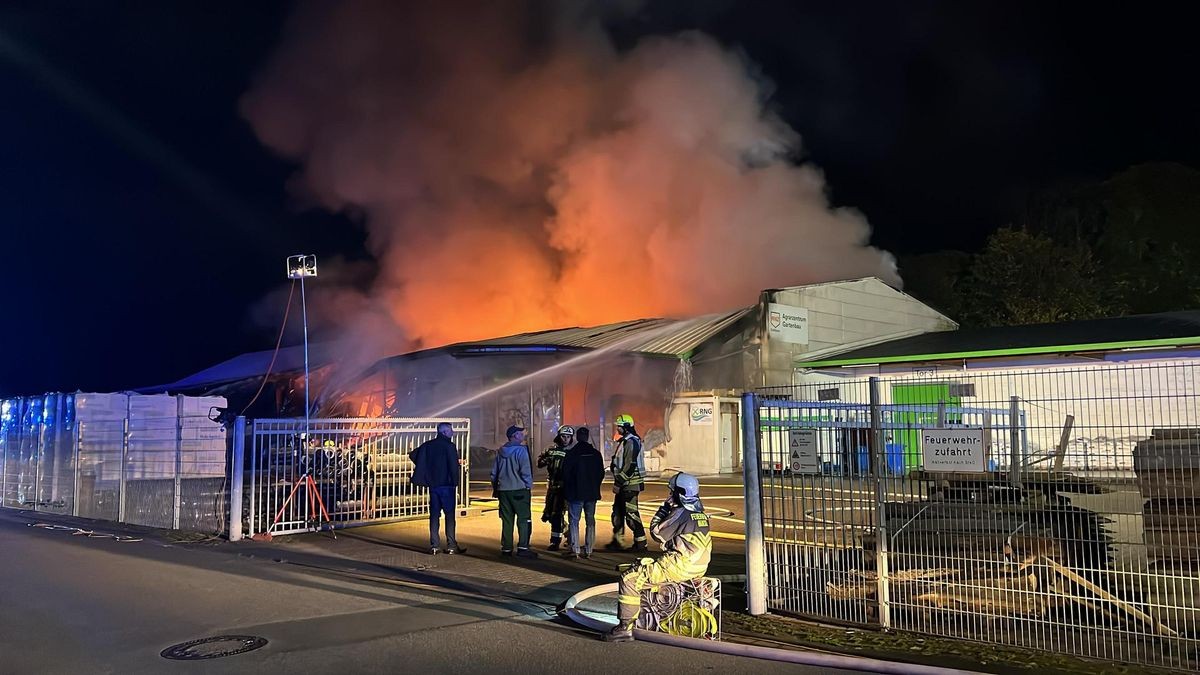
[0,393,228,533]
[749,361,1200,672]
[245,418,469,537]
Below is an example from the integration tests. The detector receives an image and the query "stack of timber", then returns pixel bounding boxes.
[841,476,1165,629]
[862,478,1114,574]
[1133,428,1200,567]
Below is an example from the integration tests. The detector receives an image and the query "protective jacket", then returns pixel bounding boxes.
[537,444,568,489]
[610,434,645,492]
[648,499,711,580]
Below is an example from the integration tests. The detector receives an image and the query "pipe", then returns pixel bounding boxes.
[559,583,982,675]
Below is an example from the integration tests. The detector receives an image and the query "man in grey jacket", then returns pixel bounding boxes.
[491,425,538,558]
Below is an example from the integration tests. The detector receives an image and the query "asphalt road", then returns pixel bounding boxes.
[0,508,852,674]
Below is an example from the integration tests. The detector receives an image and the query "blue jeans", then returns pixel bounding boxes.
[429,486,458,550]
[568,501,597,554]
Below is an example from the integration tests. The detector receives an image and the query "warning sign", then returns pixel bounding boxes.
[788,429,820,474]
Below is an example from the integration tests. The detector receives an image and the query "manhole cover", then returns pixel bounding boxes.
[160,635,268,660]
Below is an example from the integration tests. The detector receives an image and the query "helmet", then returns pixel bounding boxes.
[614,413,635,429]
[558,425,575,437]
[669,472,700,504]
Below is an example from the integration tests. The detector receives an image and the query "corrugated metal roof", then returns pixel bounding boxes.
[450,306,756,358]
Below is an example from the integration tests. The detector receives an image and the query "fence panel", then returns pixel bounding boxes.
[247,418,470,537]
[1,393,229,536]
[756,361,1200,672]
[757,379,879,625]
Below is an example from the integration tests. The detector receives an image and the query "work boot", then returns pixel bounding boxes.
[515,548,539,559]
[547,540,561,552]
[603,621,635,643]
[630,541,648,553]
[603,539,625,552]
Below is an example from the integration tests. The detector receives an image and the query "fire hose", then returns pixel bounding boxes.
[558,582,984,675]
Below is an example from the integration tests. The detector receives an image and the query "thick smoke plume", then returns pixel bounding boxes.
[242,1,898,357]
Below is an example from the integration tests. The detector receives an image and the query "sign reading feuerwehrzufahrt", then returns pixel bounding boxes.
[922,428,986,471]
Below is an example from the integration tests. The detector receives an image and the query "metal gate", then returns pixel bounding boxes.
[747,365,1200,672]
[246,418,469,537]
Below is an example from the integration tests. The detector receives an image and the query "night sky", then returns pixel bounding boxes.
[2,0,1198,396]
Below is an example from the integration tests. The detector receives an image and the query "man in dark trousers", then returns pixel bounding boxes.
[409,422,465,555]
[560,426,605,559]
[538,425,574,551]
[492,425,538,559]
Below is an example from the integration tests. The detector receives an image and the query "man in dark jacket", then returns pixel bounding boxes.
[560,426,605,559]
[410,422,464,555]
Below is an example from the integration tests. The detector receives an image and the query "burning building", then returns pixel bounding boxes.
[146,277,954,475]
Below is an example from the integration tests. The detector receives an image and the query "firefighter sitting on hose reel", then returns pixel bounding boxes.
[605,413,648,552]
[605,472,712,643]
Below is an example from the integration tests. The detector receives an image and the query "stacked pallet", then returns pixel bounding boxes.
[1133,428,1200,566]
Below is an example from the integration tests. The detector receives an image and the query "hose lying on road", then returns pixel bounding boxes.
[28,522,143,542]
[559,583,982,675]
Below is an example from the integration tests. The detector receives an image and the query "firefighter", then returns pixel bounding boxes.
[604,413,648,552]
[605,472,712,642]
[538,425,574,550]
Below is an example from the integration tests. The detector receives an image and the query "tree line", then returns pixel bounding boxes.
[900,162,1200,327]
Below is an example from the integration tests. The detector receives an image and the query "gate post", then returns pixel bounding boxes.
[229,416,246,542]
[173,397,182,530]
[34,409,44,511]
[1009,396,1023,489]
[869,377,892,629]
[741,391,768,616]
[118,416,129,524]
[72,422,82,517]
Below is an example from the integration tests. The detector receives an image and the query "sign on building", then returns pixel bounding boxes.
[788,428,820,473]
[767,303,809,345]
[689,402,714,426]
[922,428,986,471]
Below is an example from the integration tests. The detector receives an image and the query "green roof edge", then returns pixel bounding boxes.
[796,336,1200,368]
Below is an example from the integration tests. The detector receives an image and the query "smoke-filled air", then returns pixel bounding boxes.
[241,0,899,357]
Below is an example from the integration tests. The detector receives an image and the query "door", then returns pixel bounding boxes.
[890,383,961,474]
[719,402,740,472]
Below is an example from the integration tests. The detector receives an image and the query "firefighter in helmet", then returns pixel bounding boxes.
[605,472,712,642]
[538,425,574,550]
[605,413,648,552]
